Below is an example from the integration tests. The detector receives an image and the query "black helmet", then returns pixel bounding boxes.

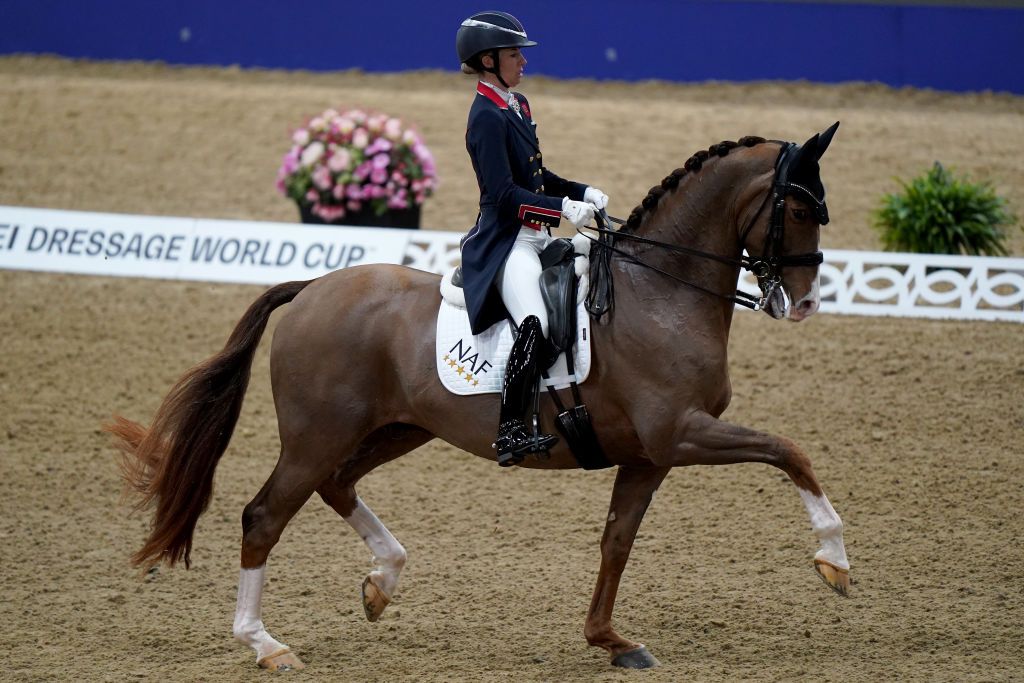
[456,11,537,65]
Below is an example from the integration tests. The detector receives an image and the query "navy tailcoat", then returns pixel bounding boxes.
[461,82,586,334]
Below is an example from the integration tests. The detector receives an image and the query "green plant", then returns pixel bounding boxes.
[873,162,1017,256]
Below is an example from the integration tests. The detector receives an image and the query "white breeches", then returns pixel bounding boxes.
[498,227,552,337]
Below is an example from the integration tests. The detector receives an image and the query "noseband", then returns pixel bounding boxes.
[584,142,826,315]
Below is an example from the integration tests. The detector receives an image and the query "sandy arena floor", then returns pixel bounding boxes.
[0,56,1022,682]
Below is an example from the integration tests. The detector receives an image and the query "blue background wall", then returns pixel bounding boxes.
[1,1,1022,94]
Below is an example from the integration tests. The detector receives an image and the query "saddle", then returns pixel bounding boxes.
[445,235,610,470]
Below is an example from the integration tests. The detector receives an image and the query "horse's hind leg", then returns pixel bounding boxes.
[652,410,850,595]
[232,443,344,671]
[318,485,405,623]
[318,424,433,622]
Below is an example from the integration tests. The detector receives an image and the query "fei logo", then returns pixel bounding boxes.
[442,338,494,388]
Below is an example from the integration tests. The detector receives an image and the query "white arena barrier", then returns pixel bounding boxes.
[1,206,1021,323]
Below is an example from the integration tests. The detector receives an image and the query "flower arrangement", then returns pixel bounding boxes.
[277,108,437,223]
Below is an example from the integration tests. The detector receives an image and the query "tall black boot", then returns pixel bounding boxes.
[493,315,559,466]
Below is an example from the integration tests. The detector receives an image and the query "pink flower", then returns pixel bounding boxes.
[328,148,351,172]
[332,184,346,199]
[347,199,363,212]
[281,147,300,174]
[372,153,390,170]
[316,204,346,221]
[305,189,319,202]
[370,167,388,185]
[384,117,403,140]
[353,161,372,181]
[352,128,369,149]
[346,184,364,200]
[300,141,325,167]
[365,137,392,155]
[292,128,310,145]
[312,166,332,191]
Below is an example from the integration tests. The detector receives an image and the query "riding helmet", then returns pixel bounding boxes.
[456,11,537,66]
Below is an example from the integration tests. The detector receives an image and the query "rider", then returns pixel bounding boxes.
[456,11,609,467]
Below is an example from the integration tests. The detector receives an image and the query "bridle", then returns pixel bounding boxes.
[583,142,828,316]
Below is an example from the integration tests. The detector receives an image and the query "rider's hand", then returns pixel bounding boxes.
[584,186,609,210]
[562,197,596,228]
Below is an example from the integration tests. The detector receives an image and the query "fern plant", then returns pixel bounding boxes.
[874,162,1017,256]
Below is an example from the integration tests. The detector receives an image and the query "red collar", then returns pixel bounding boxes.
[476,81,508,110]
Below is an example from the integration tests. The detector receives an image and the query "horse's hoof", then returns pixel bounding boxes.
[611,645,660,669]
[814,558,851,597]
[257,647,306,672]
[362,575,391,622]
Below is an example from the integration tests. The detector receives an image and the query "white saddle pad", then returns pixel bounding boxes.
[436,299,592,395]
[436,233,594,396]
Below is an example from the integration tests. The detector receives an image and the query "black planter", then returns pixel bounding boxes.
[298,203,420,229]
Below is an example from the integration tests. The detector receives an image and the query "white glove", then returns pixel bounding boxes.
[584,186,609,210]
[562,197,596,228]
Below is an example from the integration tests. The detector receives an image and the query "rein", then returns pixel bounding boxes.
[582,143,825,318]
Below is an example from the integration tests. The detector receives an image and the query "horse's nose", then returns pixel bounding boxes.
[789,296,819,321]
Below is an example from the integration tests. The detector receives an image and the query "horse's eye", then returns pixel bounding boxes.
[792,208,808,221]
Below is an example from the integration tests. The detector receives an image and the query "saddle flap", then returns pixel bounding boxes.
[539,239,578,354]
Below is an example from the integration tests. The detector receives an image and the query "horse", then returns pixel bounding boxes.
[108,123,850,672]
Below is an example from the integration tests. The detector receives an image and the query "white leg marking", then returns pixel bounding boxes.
[345,497,406,599]
[798,489,849,570]
[232,565,289,662]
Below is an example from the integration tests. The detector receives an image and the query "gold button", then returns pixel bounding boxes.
[529,155,534,162]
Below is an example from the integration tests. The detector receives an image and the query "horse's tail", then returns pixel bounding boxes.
[106,279,313,569]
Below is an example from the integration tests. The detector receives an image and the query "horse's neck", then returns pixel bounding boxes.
[619,168,746,329]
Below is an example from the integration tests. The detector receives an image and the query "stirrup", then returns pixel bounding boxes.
[493,418,558,467]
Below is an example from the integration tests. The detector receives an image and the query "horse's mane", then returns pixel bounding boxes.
[586,135,769,319]
[621,136,768,234]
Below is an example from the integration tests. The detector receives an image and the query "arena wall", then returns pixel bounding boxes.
[1,1,1022,94]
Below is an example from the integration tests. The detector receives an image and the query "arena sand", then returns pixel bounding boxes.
[0,56,1022,682]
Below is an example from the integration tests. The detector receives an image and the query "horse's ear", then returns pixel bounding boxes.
[814,121,840,160]
[790,121,840,177]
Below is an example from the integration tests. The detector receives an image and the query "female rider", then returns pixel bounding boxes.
[456,11,609,467]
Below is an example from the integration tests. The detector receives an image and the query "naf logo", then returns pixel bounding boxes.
[442,339,494,387]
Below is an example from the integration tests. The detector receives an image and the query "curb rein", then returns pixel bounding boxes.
[581,143,828,316]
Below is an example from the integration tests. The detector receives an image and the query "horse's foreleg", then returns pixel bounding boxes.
[318,482,407,622]
[585,465,671,669]
[653,410,850,595]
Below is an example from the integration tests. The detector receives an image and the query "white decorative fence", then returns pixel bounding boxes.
[738,250,1024,322]
[2,206,1022,323]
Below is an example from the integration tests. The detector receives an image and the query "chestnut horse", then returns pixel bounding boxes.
[109,125,850,672]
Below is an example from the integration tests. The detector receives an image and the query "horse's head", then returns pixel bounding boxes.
[742,122,839,321]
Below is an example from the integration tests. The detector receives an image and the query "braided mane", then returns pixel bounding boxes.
[621,136,767,233]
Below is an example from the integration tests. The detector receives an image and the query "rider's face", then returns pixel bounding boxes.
[495,48,526,88]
